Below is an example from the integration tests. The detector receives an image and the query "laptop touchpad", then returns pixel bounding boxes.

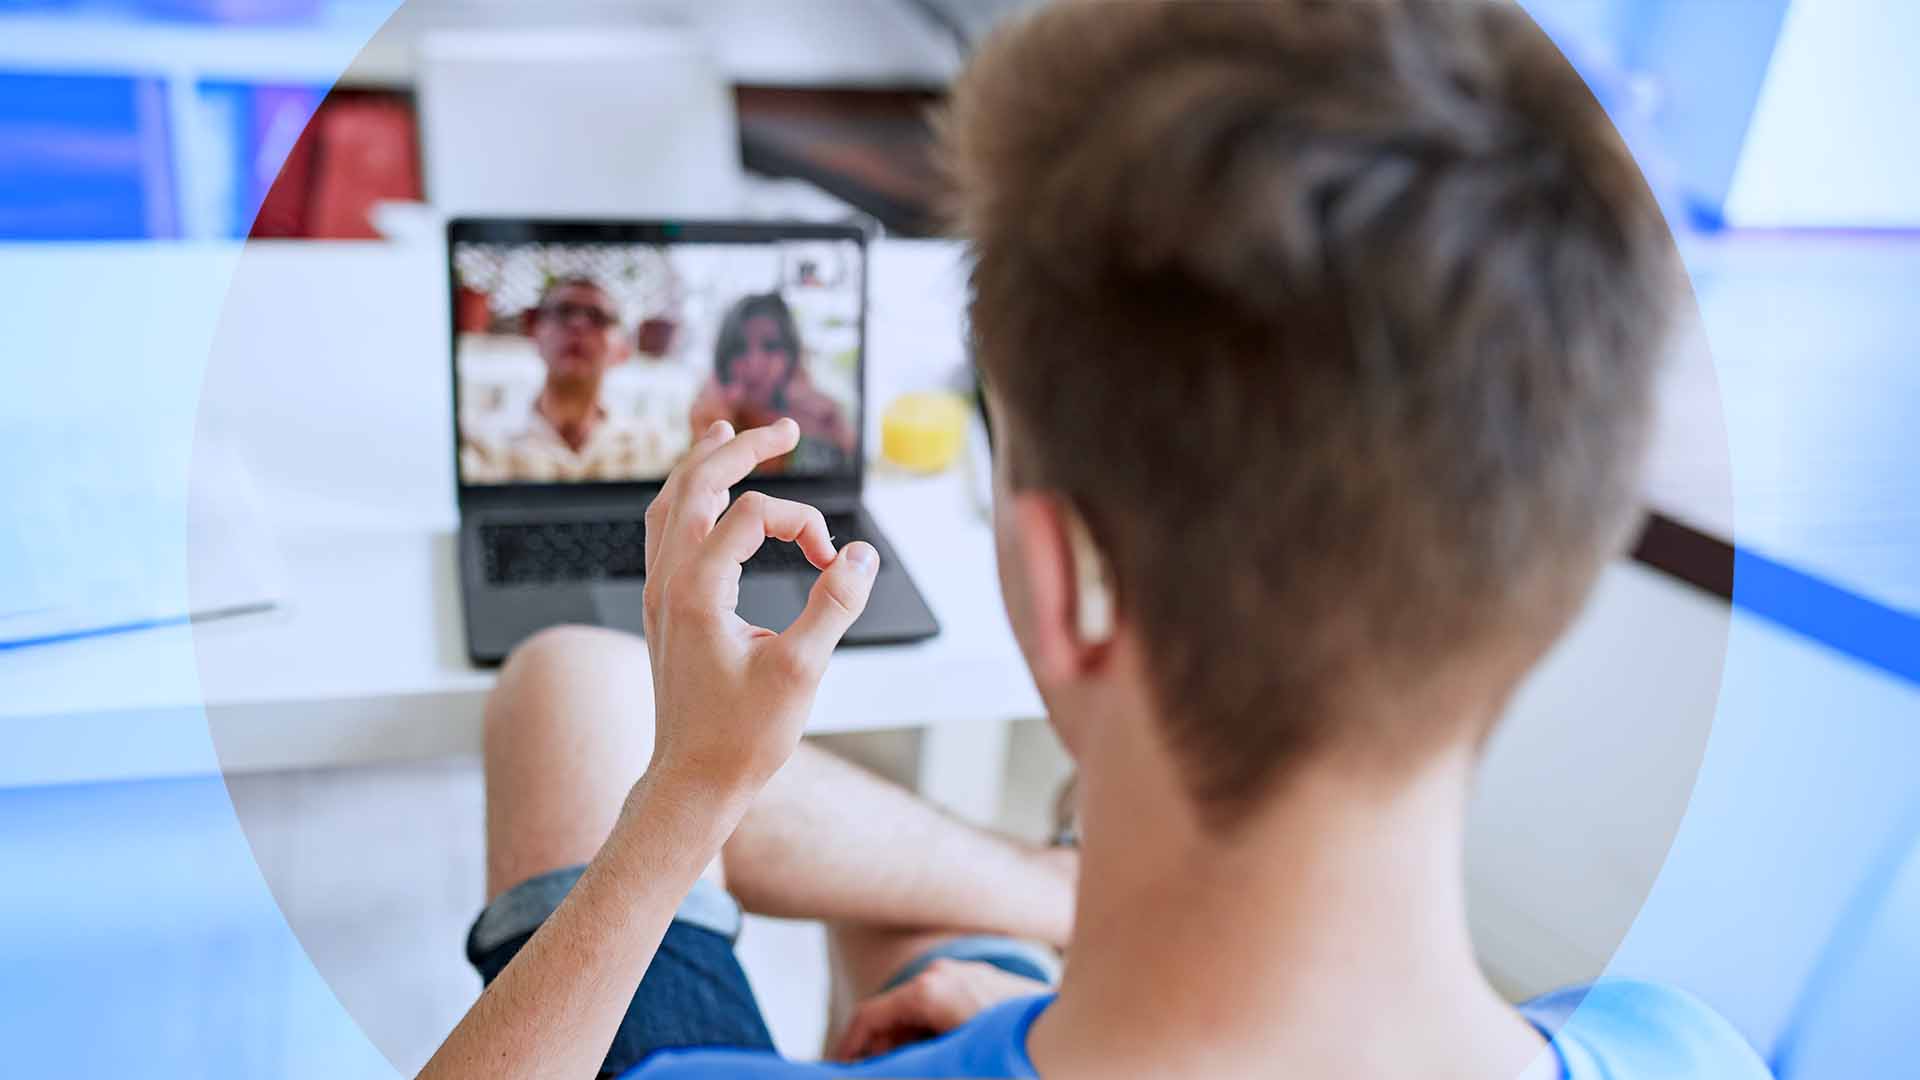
[736,575,810,634]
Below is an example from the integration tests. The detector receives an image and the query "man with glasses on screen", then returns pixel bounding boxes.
[489,276,647,483]
[422,2,1774,1078]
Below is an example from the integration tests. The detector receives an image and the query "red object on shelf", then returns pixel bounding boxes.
[248,91,420,240]
[306,97,421,239]
[249,102,317,238]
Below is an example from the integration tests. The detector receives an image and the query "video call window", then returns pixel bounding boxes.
[453,239,863,485]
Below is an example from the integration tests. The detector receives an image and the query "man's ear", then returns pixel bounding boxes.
[1062,510,1114,646]
[1006,493,1113,687]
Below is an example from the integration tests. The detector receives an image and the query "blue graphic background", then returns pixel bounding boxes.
[1,1,1914,1076]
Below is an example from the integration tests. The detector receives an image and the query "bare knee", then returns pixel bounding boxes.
[482,624,658,898]
[486,624,656,761]
[501,622,635,676]
[493,623,646,705]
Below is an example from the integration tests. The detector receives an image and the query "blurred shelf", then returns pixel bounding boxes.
[334,0,963,92]
[737,86,944,238]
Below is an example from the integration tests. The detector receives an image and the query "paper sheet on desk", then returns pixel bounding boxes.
[0,430,281,648]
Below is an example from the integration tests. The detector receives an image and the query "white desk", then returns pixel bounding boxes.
[0,239,1040,817]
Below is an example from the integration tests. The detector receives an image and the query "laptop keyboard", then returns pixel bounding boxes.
[480,512,864,586]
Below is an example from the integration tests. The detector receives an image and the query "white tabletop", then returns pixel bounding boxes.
[0,238,1041,788]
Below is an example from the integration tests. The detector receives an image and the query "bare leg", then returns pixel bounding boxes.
[483,625,686,901]
[484,625,1075,943]
[723,744,1077,947]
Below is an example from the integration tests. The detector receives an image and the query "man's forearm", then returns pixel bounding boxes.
[420,773,750,1080]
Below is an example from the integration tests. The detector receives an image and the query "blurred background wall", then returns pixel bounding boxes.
[5,0,1914,242]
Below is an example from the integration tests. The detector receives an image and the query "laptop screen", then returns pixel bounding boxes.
[452,230,864,486]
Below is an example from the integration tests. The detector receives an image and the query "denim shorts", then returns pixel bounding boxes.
[466,866,1061,1076]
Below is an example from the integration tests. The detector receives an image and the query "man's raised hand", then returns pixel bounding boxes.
[640,418,880,798]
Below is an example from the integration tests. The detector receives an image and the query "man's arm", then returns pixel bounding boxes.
[419,418,880,1078]
[420,776,747,1079]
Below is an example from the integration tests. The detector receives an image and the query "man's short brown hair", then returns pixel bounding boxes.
[942,0,1681,826]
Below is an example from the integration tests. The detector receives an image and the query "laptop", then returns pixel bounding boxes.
[448,218,940,666]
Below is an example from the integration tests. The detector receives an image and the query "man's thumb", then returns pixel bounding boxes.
[781,542,879,664]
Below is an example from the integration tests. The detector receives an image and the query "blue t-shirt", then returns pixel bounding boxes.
[622,979,1770,1079]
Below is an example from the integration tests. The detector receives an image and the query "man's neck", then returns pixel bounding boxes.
[536,381,604,452]
[1029,736,1551,1079]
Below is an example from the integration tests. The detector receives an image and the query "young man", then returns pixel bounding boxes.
[423,2,1772,1077]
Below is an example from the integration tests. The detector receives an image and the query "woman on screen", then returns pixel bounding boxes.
[689,293,856,474]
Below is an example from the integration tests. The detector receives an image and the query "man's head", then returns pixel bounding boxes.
[714,293,803,407]
[944,0,1680,831]
[527,277,630,390]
